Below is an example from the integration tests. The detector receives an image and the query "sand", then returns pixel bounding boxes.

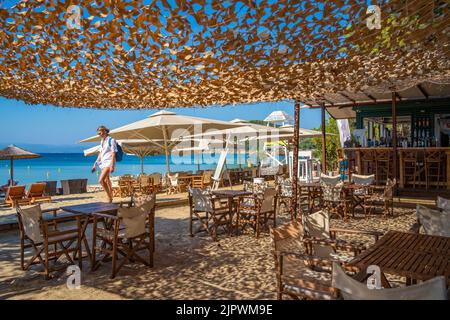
[0,191,418,300]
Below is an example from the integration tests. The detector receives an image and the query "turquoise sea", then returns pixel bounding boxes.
[0,153,255,188]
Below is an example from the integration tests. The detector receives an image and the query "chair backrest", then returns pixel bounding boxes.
[260,187,277,212]
[150,173,162,186]
[167,173,179,186]
[416,205,450,237]
[383,178,396,199]
[436,196,450,211]
[351,174,375,186]
[270,218,304,252]
[119,194,155,239]
[320,174,341,187]
[321,182,342,202]
[190,188,213,212]
[6,185,26,200]
[303,210,333,258]
[202,171,212,184]
[332,262,448,300]
[16,204,44,243]
[243,180,254,193]
[279,178,292,197]
[27,183,46,197]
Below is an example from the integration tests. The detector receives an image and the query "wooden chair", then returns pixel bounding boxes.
[351,174,374,216]
[412,204,450,237]
[188,187,232,241]
[16,204,83,279]
[26,183,52,204]
[3,186,30,208]
[332,262,449,300]
[320,175,346,220]
[270,215,381,300]
[436,196,450,211]
[237,187,277,238]
[116,176,133,198]
[138,175,153,194]
[375,149,391,185]
[362,178,396,218]
[402,150,420,189]
[91,194,155,279]
[425,150,444,189]
[166,172,181,194]
[149,173,162,192]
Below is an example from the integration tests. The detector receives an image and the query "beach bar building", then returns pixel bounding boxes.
[303,81,450,194]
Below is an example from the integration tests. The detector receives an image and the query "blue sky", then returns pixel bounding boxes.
[0,97,321,150]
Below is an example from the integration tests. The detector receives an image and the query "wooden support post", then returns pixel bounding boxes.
[291,100,300,220]
[321,103,327,174]
[392,92,398,187]
[10,158,14,186]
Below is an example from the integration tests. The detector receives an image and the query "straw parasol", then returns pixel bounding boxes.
[80,111,243,173]
[0,145,40,186]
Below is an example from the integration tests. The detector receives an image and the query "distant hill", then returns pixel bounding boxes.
[0,143,86,153]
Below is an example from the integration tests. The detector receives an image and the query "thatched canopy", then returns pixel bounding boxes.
[0,1,448,109]
[0,145,40,160]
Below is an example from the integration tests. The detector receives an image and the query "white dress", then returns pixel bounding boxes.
[98,136,117,169]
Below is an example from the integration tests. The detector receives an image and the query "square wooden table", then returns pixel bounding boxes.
[348,230,450,285]
[60,202,121,265]
[211,190,253,235]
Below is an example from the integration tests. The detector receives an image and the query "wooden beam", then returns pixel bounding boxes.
[339,92,356,104]
[321,102,327,174]
[291,100,300,220]
[362,91,377,103]
[417,84,429,99]
[392,92,398,187]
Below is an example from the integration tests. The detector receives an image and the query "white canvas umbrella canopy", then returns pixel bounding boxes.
[80,111,243,173]
[83,139,170,174]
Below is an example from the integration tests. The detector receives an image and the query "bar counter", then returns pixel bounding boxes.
[342,147,450,190]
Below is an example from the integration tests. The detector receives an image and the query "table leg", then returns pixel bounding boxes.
[447,151,450,190]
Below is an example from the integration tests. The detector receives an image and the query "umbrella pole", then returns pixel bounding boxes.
[162,126,171,174]
[10,158,13,186]
[140,157,144,174]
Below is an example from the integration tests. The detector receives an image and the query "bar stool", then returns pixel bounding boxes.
[403,150,419,189]
[375,150,391,185]
[425,150,443,189]
[361,150,375,175]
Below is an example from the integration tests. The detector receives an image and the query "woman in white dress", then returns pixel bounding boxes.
[92,126,117,202]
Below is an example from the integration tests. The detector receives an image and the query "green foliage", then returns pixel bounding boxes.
[311,116,342,172]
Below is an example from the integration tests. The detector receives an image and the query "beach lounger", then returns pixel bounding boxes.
[2,185,30,208]
[26,183,52,204]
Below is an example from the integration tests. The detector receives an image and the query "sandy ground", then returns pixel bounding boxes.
[0,194,418,300]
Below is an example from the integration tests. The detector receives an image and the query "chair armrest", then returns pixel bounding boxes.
[329,228,383,242]
[303,237,366,254]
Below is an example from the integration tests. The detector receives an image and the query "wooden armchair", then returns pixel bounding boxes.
[166,173,181,194]
[320,180,346,220]
[271,212,382,300]
[350,174,375,215]
[188,187,232,241]
[362,178,396,218]
[237,187,277,238]
[16,204,83,279]
[91,194,155,279]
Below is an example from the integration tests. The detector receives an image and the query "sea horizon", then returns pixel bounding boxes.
[0,152,257,187]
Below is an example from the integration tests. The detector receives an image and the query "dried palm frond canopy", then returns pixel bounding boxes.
[0,0,448,109]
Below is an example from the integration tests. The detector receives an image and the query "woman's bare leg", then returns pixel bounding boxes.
[99,168,113,202]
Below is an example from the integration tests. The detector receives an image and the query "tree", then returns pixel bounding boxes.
[312,116,341,172]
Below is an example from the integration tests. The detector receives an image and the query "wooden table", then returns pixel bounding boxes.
[348,230,450,285]
[60,202,122,265]
[212,190,253,235]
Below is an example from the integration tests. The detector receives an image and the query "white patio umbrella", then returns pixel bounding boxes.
[83,139,170,174]
[80,111,243,173]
